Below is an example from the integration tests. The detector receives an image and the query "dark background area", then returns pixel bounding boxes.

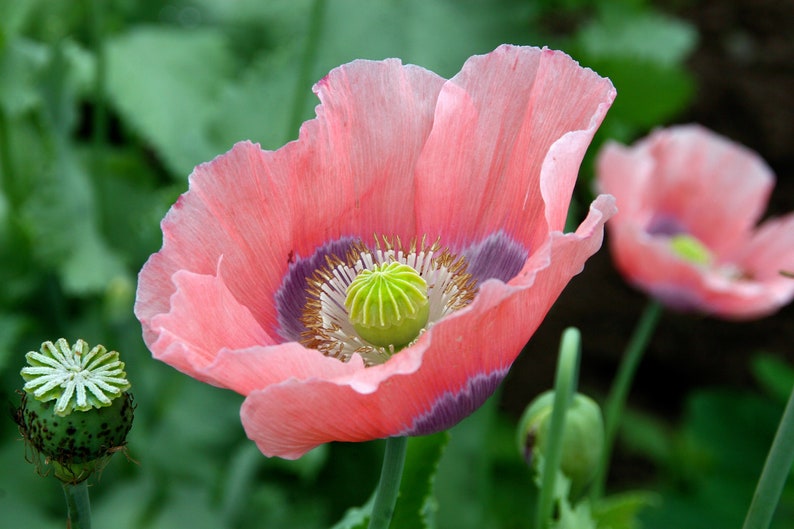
[504,0,794,486]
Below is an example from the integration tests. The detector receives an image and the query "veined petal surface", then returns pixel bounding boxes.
[136,45,616,458]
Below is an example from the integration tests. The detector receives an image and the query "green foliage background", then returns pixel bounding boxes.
[0,1,790,528]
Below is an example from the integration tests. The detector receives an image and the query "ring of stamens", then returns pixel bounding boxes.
[301,236,476,366]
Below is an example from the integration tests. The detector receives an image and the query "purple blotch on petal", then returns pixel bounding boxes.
[462,231,528,284]
[401,367,509,436]
[646,213,686,237]
[276,236,358,342]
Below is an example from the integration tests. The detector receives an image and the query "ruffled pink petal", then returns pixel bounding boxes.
[147,269,274,386]
[147,265,373,394]
[598,124,792,319]
[206,345,366,396]
[631,125,773,256]
[607,222,716,309]
[596,141,657,224]
[136,46,617,460]
[143,268,368,391]
[295,59,446,241]
[608,220,791,320]
[136,142,296,346]
[730,212,794,316]
[137,61,447,364]
[737,213,794,281]
[414,45,615,251]
[240,195,615,458]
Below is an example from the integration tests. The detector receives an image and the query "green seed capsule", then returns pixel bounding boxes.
[345,261,430,349]
[21,391,134,463]
[16,339,134,483]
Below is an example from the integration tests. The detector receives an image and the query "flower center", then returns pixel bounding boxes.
[669,234,712,266]
[345,261,430,349]
[301,237,475,365]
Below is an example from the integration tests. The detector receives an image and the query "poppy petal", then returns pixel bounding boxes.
[597,125,794,319]
[240,195,615,458]
[415,45,615,250]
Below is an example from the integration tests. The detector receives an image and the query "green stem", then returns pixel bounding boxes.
[62,480,92,529]
[742,383,794,529]
[592,299,663,499]
[286,0,326,142]
[536,327,581,529]
[368,436,408,529]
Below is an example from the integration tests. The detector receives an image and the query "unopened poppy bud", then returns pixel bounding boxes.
[17,339,134,483]
[517,390,603,497]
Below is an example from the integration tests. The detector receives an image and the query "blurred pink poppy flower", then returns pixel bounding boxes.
[597,124,794,319]
[135,45,616,459]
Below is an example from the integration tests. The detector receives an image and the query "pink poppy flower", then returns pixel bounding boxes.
[135,45,616,459]
[597,124,794,320]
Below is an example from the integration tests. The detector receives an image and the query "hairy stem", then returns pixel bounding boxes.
[62,480,92,529]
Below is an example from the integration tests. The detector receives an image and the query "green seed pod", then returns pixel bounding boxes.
[345,261,430,349]
[16,339,134,483]
[517,390,604,498]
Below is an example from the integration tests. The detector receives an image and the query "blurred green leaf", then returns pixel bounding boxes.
[267,443,329,482]
[21,148,126,295]
[555,500,597,529]
[221,442,328,527]
[391,432,450,529]
[330,495,373,529]
[618,407,674,467]
[106,26,234,177]
[592,57,695,132]
[0,37,48,116]
[593,491,660,529]
[242,481,327,529]
[91,478,155,529]
[330,433,449,529]
[92,147,175,265]
[0,313,30,371]
[0,0,40,41]
[209,46,302,151]
[640,390,790,529]
[140,376,245,483]
[752,354,794,404]
[435,393,504,529]
[434,393,539,528]
[39,39,94,136]
[686,391,778,477]
[148,486,224,529]
[576,10,697,66]
[315,0,528,82]
[0,439,63,528]
[6,37,123,296]
[0,488,61,529]
[209,0,526,151]
[569,6,697,140]
[193,0,311,43]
